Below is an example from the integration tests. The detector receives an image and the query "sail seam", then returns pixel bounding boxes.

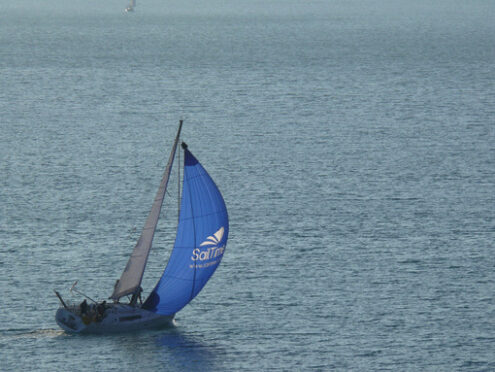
[176,210,225,220]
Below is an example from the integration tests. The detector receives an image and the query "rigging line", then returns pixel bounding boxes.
[175,209,224,221]
[165,189,177,199]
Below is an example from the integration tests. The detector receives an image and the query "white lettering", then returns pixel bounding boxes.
[189,259,220,269]
[199,250,209,260]
[189,245,225,267]
[191,248,200,261]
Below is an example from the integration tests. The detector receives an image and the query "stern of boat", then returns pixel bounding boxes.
[55,307,87,333]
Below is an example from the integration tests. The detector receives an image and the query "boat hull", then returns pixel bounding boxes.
[55,304,174,334]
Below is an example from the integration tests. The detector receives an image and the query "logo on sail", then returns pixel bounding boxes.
[191,227,225,264]
[199,227,224,247]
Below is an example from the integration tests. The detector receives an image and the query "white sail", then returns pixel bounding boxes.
[110,121,183,300]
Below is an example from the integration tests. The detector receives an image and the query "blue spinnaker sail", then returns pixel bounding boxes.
[143,147,229,315]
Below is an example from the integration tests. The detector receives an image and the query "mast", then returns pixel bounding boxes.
[178,138,181,222]
[110,120,184,301]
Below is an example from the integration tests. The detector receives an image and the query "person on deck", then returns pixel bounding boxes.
[96,301,107,321]
[80,299,88,315]
[130,287,143,306]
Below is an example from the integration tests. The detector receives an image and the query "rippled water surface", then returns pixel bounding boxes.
[1,0,494,370]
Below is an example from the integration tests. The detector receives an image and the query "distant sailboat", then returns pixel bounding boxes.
[55,121,229,333]
[125,0,136,12]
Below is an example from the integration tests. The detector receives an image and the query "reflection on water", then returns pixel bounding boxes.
[104,324,226,371]
[155,327,225,371]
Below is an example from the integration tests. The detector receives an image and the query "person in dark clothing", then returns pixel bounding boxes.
[80,299,88,315]
[96,301,107,321]
[130,287,143,306]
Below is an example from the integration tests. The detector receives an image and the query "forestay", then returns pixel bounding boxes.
[143,146,229,315]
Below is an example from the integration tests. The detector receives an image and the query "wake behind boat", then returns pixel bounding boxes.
[55,121,229,334]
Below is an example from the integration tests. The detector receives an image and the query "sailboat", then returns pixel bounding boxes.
[125,0,135,12]
[55,121,229,333]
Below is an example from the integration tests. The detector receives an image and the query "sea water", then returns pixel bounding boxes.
[0,0,494,370]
